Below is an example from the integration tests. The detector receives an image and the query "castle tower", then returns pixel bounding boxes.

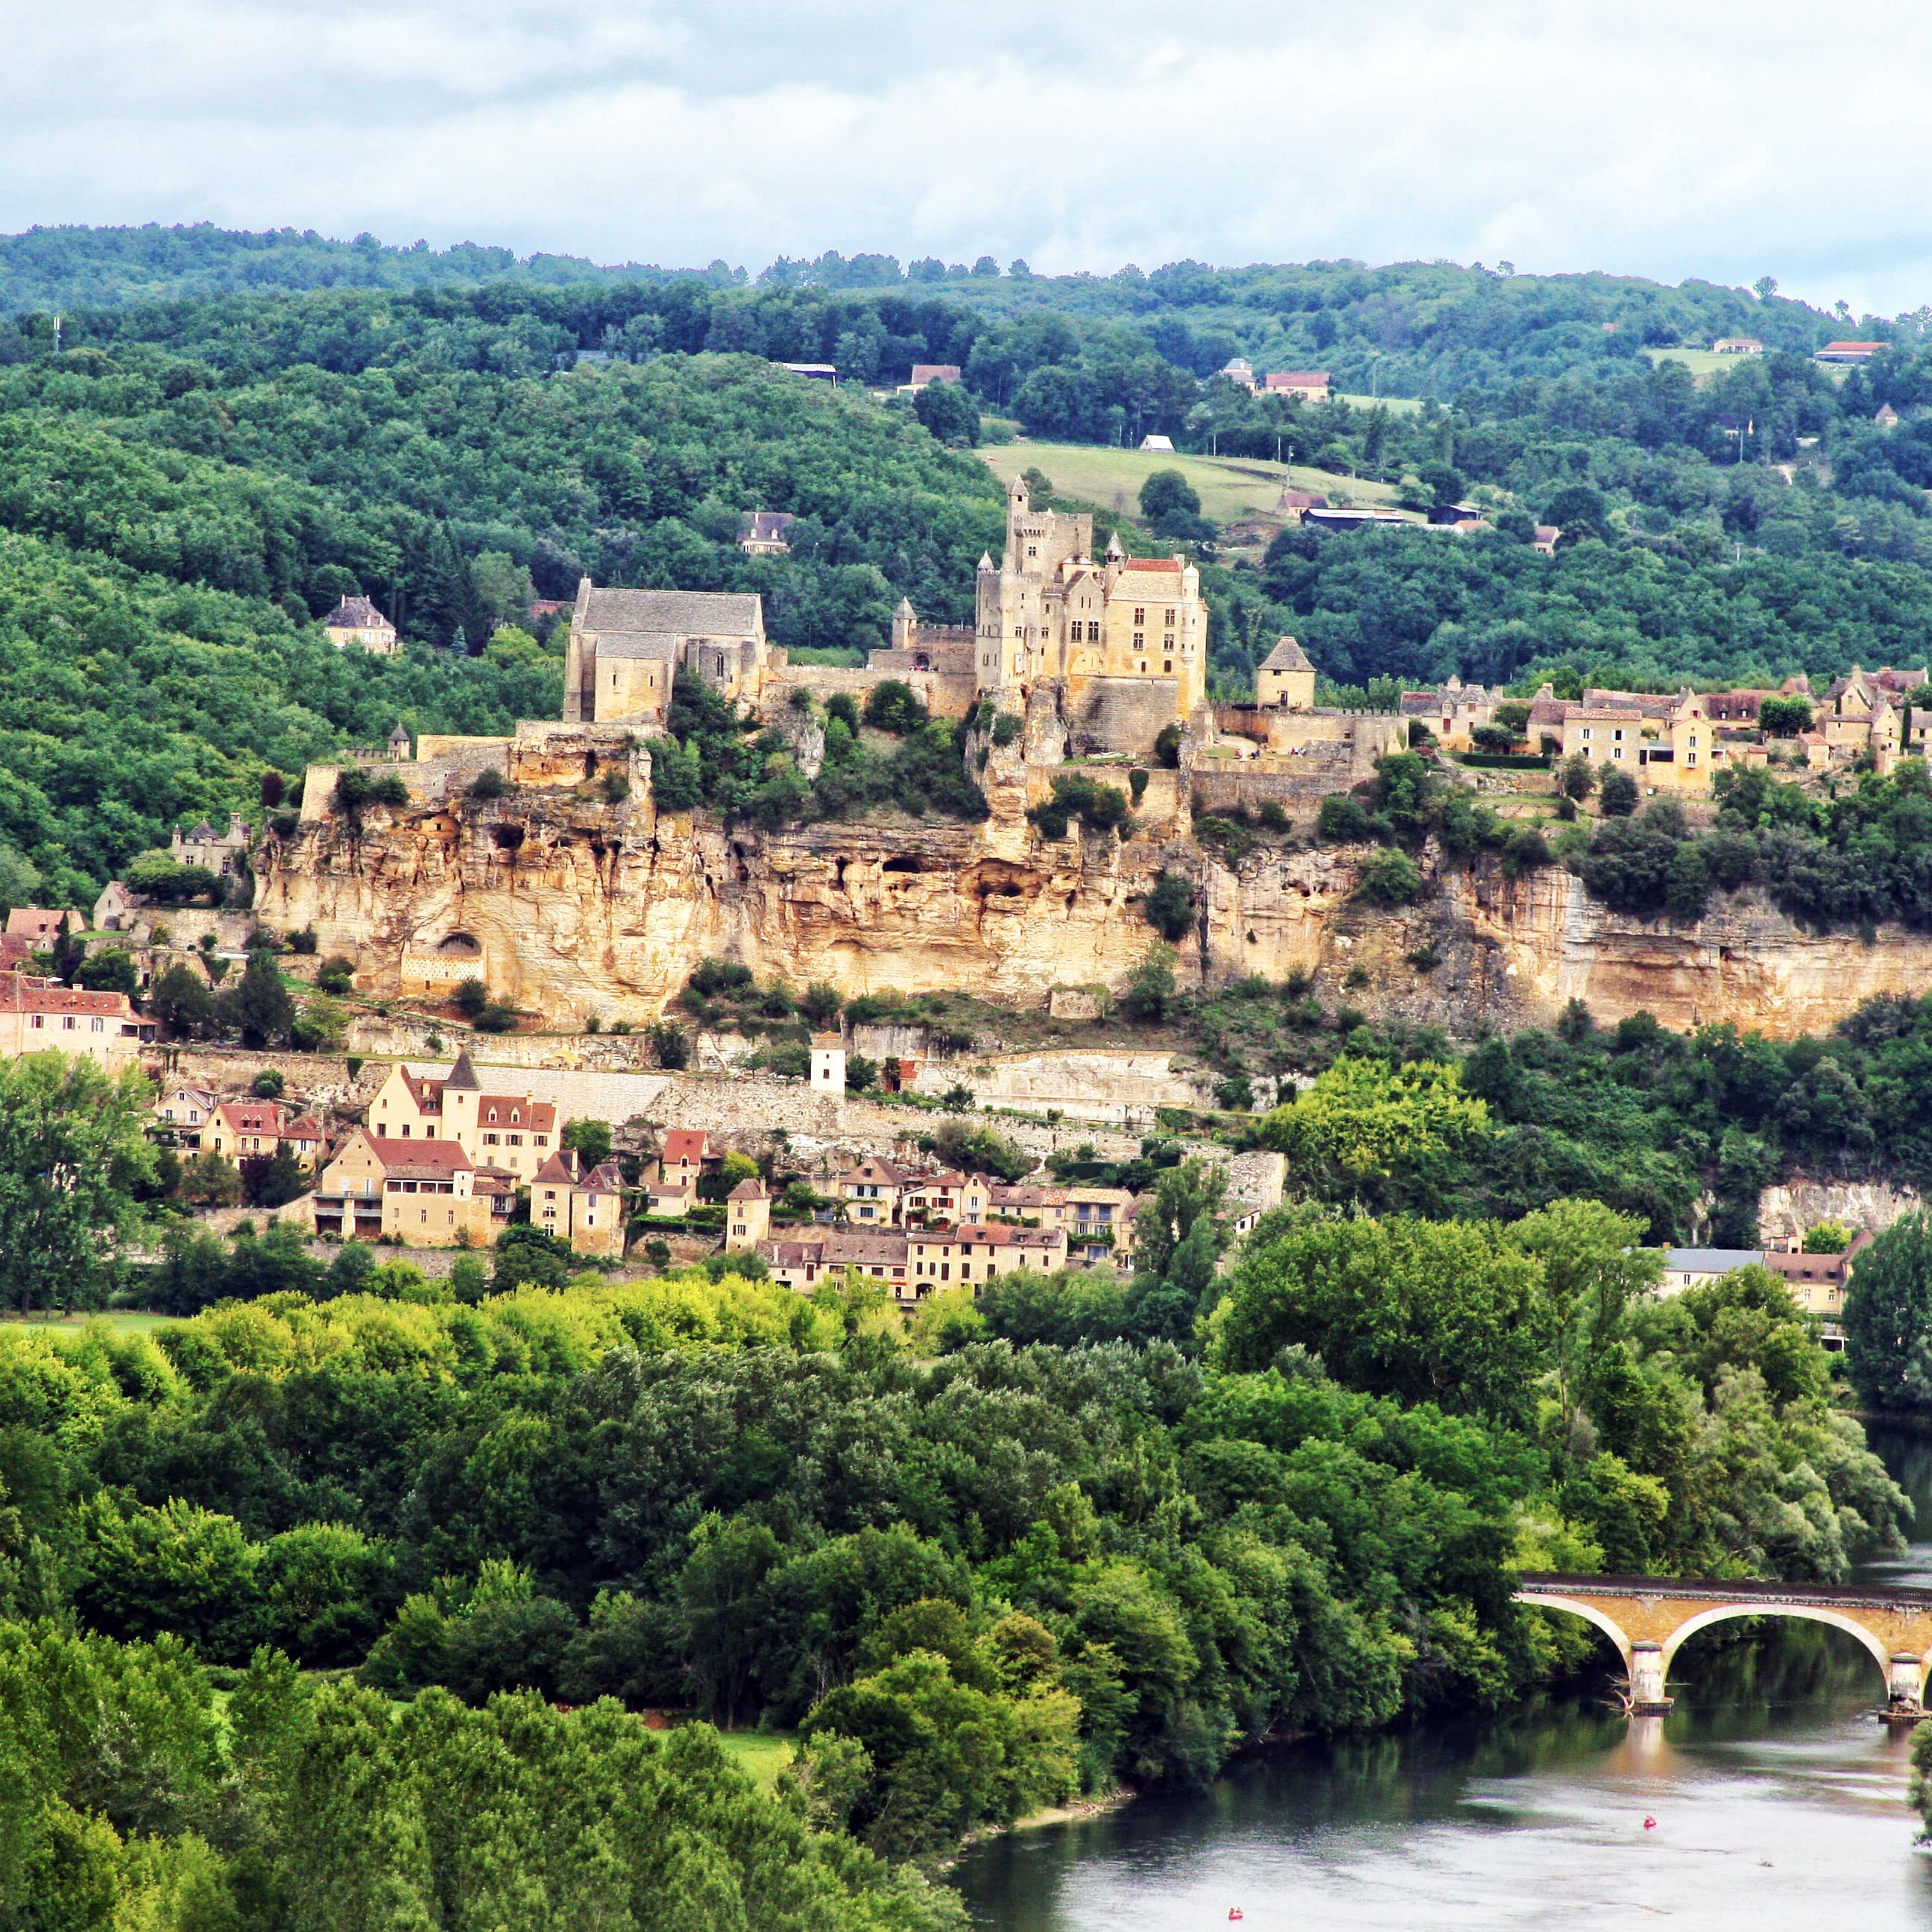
[442,1046,480,1154]
[892,596,916,652]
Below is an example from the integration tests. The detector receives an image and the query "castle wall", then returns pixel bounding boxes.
[1068,676,1184,756]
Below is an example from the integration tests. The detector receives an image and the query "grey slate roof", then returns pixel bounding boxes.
[1260,637,1314,673]
[1662,1247,1763,1274]
[443,1049,481,1092]
[579,589,761,637]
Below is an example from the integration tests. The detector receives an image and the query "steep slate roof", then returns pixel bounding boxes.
[578,1159,627,1193]
[1259,637,1314,673]
[1662,1247,1762,1273]
[443,1049,480,1092]
[579,589,761,637]
[531,1152,576,1187]
[727,1176,768,1201]
[324,597,389,628]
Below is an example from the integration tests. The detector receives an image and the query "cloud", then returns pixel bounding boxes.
[4,0,1932,312]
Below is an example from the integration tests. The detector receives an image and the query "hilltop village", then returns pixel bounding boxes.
[0,470,1911,1295]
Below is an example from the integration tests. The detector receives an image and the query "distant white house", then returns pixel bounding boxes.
[1139,434,1175,452]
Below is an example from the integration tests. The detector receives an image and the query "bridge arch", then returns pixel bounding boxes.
[1661,1602,1903,1693]
[1518,1591,1635,1668]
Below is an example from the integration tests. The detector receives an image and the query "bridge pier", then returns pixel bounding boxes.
[1885,1653,1926,1725]
[1629,1641,1671,1714]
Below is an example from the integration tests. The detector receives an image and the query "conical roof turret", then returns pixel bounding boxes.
[444,1047,481,1090]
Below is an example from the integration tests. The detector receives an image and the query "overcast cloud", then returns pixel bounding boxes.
[5,0,1931,313]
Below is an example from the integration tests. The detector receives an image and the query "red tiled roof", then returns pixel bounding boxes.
[282,1117,323,1141]
[1,974,136,1018]
[1117,557,1183,573]
[476,1094,557,1131]
[215,1103,287,1137]
[531,1152,576,1187]
[361,1134,472,1177]
[920,1221,1064,1250]
[663,1129,709,1165]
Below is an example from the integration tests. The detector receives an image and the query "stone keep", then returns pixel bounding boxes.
[975,476,1207,738]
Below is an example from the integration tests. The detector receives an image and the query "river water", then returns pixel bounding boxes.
[954,1427,1932,1931]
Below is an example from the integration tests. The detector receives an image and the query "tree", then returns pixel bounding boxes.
[1354,848,1424,905]
[147,964,216,1039]
[315,955,356,996]
[72,947,136,994]
[913,381,979,446]
[801,983,843,1028]
[1143,871,1195,941]
[862,679,928,734]
[180,1150,243,1208]
[247,1143,308,1210]
[452,976,488,1018]
[1559,754,1597,804]
[0,1055,153,1316]
[1139,470,1201,523]
[252,1068,285,1099]
[1843,1210,1932,1409]
[1120,942,1176,1023]
[1255,1056,1490,1213]
[225,950,294,1048]
[1758,694,1814,736]
[1597,766,1638,815]
[1209,1213,1549,1418]
[561,1119,613,1167]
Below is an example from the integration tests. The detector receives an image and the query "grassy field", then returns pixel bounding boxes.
[1642,347,1760,381]
[981,440,1412,527]
[712,1729,795,1790]
[0,1308,177,1334]
[1336,392,1424,415]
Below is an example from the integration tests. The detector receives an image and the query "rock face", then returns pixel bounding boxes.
[258,793,1932,1040]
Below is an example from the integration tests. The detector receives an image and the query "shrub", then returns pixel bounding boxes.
[863,680,929,734]
[1559,754,1595,803]
[991,713,1024,748]
[1128,767,1149,805]
[1354,849,1425,905]
[315,955,356,997]
[1143,871,1196,940]
[648,1022,689,1069]
[1121,942,1177,1023]
[451,976,488,1017]
[1153,724,1182,768]
[251,1069,285,1099]
[1317,795,1377,843]
[1597,766,1639,815]
[467,768,508,804]
[286,925,318,955]
[476,1003,520,1033]
[688,958,756,999]
[801,982,843,1027]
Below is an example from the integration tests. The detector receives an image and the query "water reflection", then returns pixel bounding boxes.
[957,1591,1932,1931]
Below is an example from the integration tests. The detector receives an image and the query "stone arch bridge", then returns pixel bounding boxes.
[1516,1571,1932,1714]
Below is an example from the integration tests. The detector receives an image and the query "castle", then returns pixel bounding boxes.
[556,477,1208,752]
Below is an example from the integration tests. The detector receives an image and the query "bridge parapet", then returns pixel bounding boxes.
[1513,1570,1932,1715]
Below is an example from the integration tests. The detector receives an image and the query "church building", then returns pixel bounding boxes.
[564,581,772,726]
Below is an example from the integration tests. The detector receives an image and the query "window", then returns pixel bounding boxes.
[1614,728,1624,742]
[28,1016,40,1029]
[91,1017,104,1032]
[1581,727,1593,742]
[1164,660,1172,674]
[535,1135,547,1147]
[484,1132,499,1146]
[1133,631,1144,648]
[62,1017,74,1031]
[401,1124,411,1137]
[508,1134,522,1146]
[1134,607,1146,624]
[1613,746,1624,760]
[1164,608,1175,628]
[1687,752,1698,767]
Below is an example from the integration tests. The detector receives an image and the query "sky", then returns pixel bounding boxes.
[6,0,1932,315]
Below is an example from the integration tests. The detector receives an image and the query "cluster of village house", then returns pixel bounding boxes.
[147,1037,1170,1295]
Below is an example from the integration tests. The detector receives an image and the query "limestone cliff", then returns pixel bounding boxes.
[258,789,1932,1040]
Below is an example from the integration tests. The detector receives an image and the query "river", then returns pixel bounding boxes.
[953,1427,1932,1931]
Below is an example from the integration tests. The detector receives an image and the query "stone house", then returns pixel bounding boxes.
[907,1221,1066,1289]
[0,974,153,1070]
[203,1102,323,1169]
[310,1130,497,1248]
[901,1170,991,1224]
[724,1178,771,1252]
[323,597,400,656]
[171,815,251,878]
[4,909,73,944]
[365,1052,560,1182]
[759,1227,910,1296]
[738,511,796,557]
[654,1128,713,1192]
[839,1155,915,1225]
[531,1150,629,1257]
[1262,370,1331,402]
[154,1083,218,1138]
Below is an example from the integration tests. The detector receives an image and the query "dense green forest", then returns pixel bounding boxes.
[0,1198,1899,1918]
